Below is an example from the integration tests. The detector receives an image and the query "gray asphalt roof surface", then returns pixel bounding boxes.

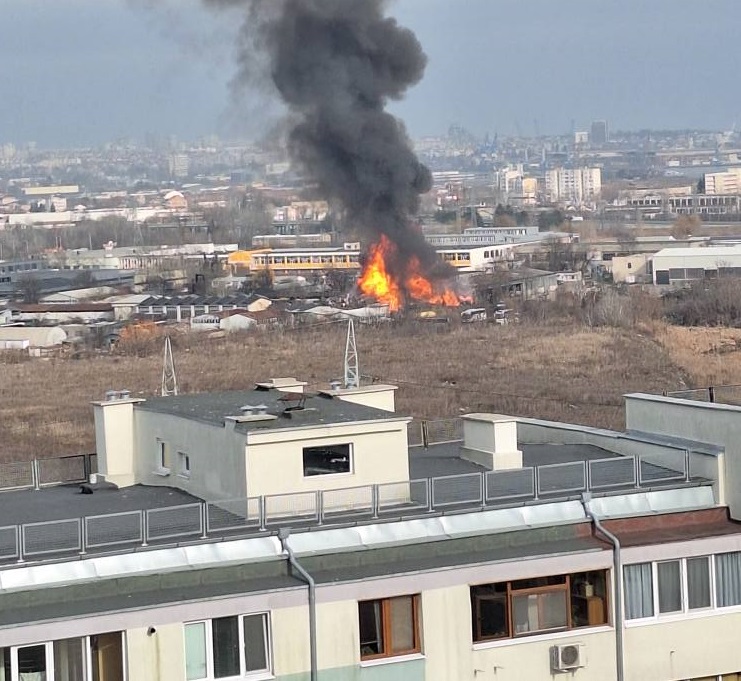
[138,389,400,432]
[0,482,199,526]
[410,442,618,479]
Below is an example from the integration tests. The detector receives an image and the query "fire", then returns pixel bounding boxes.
[358,235,470,312]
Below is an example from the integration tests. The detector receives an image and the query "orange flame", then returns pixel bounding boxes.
[358,235,470,312]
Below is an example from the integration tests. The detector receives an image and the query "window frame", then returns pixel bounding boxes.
[471,570,610,644]
[156,439,171,476]
[0,633,126,681]
[624,555,719,622]
[184,613,272,681]
[302,443,353,478]
[178,451,191,479]
[510,580,571,637]
[358,595,421,662]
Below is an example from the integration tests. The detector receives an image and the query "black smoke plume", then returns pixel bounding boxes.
[204,0,444,278]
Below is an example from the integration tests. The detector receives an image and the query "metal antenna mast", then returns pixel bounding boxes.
[161,335,178,396]
[344,317,359,389]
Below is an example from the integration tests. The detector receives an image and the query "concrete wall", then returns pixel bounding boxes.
[245,421,410,500]
[517,417,721,495]
[134,410,248,502]
[625,613,741,680]
[423,584,616,681]
[127,624,185,681]
[625,394,740,516]
[333,387,397,413]
[611,254,651,284]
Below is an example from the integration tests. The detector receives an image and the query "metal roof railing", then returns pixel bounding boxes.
[0,450,712,566]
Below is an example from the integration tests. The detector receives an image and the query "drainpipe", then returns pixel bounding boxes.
[581,493,624,681]
[278,528,317,681]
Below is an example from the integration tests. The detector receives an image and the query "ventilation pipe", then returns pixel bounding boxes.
[581,493,624,681]
[278,529,317,681]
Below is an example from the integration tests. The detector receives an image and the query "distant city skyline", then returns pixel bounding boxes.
[1,0,740,147]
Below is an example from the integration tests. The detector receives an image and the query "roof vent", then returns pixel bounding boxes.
[329,379,342,391]
[231,403,277,423]
[104,389,132,402]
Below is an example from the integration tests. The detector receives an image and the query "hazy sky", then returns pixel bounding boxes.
[2,0,740,147]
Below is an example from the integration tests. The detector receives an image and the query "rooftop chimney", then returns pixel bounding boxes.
[92,390,145,488]
[460,414,522,471]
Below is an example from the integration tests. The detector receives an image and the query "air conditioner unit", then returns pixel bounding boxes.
[551,643,586,672]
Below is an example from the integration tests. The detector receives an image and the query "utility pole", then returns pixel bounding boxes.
[161,335,178,396]
[344,318,359,389]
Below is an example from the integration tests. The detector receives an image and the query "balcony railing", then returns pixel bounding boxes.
[0,454,96,493]
[0,449,711,565]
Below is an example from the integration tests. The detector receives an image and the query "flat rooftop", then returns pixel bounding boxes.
[411,442,619,479]
[138,389,403,432]
[0,482,199,526]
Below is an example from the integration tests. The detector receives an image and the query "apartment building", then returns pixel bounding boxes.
[545,167,602,205]
[704,168,741,196]
[2,381,741,680]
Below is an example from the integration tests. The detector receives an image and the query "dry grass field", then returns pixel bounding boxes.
[654,325,741,387]
[0,320,698,461]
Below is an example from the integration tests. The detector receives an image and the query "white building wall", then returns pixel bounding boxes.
[134,409,249,502]
[625,394,740,516]
[127,624,185,681]
[244,421,410,498]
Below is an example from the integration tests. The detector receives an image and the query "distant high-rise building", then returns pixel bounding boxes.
[590,120,609,146]
[168,154,189,179]
[545,167,602,204]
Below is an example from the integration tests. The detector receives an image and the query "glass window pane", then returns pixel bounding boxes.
[302,444,352,476]
[0,648,10,681]
[359,601,384,657]
[389,597,415,653]
[18,645,47,680]
[472,584,508,640]
[212,616,240,678]
[624,563,654,619]
[687,557,711,609]
[185,623,207,680]
[540,591,568,630]
[54,638,85,681]
[512,594,538,634]
[90,632,124,681]
[716,551,741,607]
[243,615,268,673]
[658,561,682,613]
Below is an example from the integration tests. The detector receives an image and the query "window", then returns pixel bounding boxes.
[156,440,170,475]
[471,570,608,642]
[302,444,352,477]
[716,551,741,608]
[185,614,270,680]
[624,563,654,619]
[626,555,717,619]
[179,452,191,479]
[358,595,420,660]
[687,556,711,610]
[657,561,682,613]
[0,634,124,681]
